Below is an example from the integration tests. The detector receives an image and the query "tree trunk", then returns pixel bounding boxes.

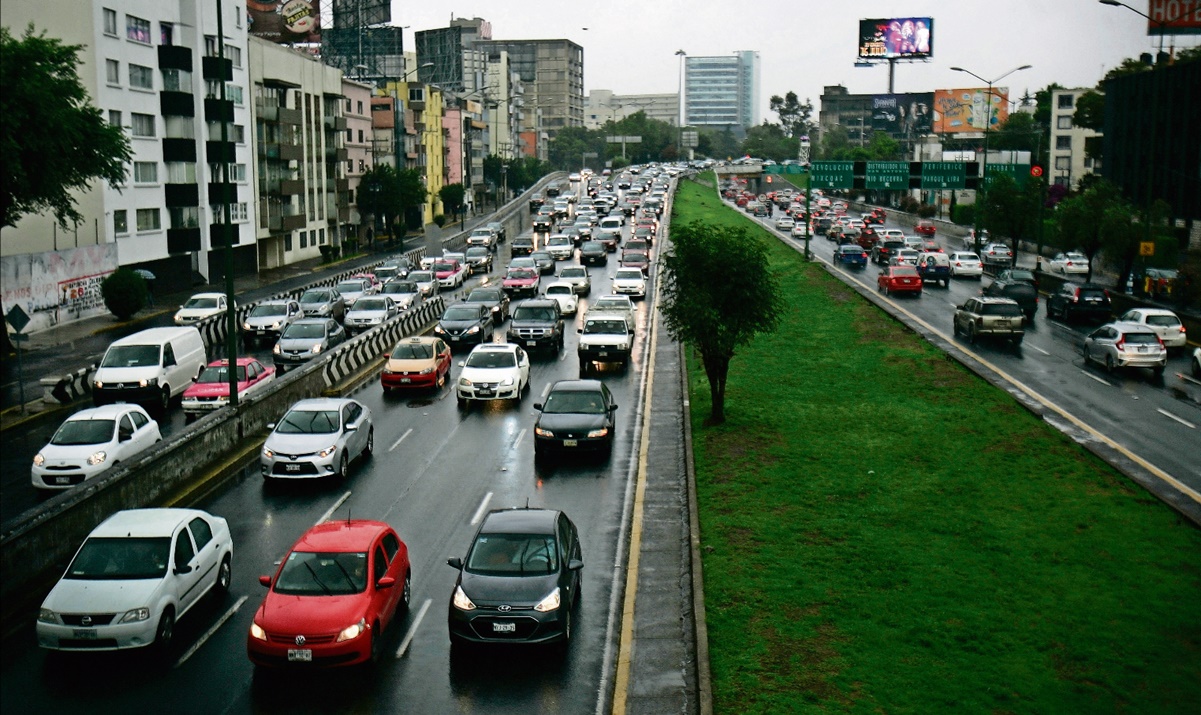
[701,350,729,426]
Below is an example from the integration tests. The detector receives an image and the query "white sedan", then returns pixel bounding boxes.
[611,267,648,300]
[774,217,795,231]
[790,223,809,239]
[32,404,162,490]
[174,292,232,325]
[1049,252,1090,275]
[544,281,580,315]
[948,252,984,279]
[37,508,233,652]
[456,342,531,406]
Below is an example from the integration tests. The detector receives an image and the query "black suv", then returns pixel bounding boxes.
[872,238,907,265]
[983,273,1039,320]
[1046,281,1111,323]
[511,236,535,257]
[507,299,565,353]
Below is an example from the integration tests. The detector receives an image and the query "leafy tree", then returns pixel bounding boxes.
[865,131,901,160]
[741,122,795,162]
[1052,179,1136,282]
[659,219,784,425]
[980,173,1042,260]
[548,126,599,171]
[439,183,467,224]
[1073,89,1105,131]
[1032,83,1065,130]
[1,25,131,230]
[698,126,741,161]
[768,92,816,139]
[359,164,426,238]
[101,268,147,321]
[396,168,427,230]
[818,124,852,160]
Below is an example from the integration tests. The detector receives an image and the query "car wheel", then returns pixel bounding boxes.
[338,453,349,480]
[952,320,961,336]
[457,396,467,409]
[158,387,171,415]
[1193,356,1201,378]
[579,359,589,376]
[154,609,175,656]
[216,554,232,596]
[1153,364,1165,377]
[967,324,977,344]
[559,607,573,649]
[363,428,374,459]
[1105,354,1116,374]
[1012,334,1024,347]
[400,570,412,615]
[369,621,383,664]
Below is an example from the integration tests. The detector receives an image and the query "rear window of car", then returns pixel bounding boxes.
[982,303,1023,317]
[1122,331,1160,345]
[1079,289,1108,300]
[1145,315,1180,326]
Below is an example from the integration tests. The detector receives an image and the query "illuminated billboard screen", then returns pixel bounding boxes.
[858,18,934,59]
[248,1,321,44]
[932,88,1011,134]
[871,93,934,136]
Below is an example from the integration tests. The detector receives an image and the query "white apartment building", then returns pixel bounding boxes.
[1049,88,1102,190]
[342,78,373,247]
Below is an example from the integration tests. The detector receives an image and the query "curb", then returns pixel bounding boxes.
[680,339,713,715]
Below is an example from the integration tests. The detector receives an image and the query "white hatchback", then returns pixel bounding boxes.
[32,404,162,490]
[544,281,580,315]
[611,267,647,300]
[37,508,233,653]
[949,252,984,279]
[1117,308,1188,348]
[174,293,231,325]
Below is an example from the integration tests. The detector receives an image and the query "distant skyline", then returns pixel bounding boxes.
[392,0,1199,121]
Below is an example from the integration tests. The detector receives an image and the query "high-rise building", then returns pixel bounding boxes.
[1049,88,1101,190]
[683,51,759,132]
[474,38,584,137]
[584,90,680,130]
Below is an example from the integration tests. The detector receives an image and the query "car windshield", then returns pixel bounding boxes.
[507,269,537,280]
[443,306,480,321]
[336,281,365,293]
[958,254,980,261]
[532,252,552,261]
[375,268,398,280]
[384,281,418,294]
[626,241,649,252]
[542,390,606,414]
[51,419,115,446]
[274,551,367,595]
[300,290,330,303]
[198,365,247,383]
[584,319,626,334]
[466,534,559,575]
[890,266,919,276]
[548,237,571,246]
[593,299,627,311]
[249,304,287,317]
[466,247,488,258]
[183,297,219,309]
[546,285,572,295]
[622,254,647,264]
[391,342,434,359]
[433,262,456,273]
[1010,271,1035,282]
[561,268,586,278]
[353,299,388,312]
[101,344,159,367]
[982,304,1023,317]
[582,242,604,252]
[615,270,643,280]
[66,537,170,580]
[514,306,559,321]
[466,350,517,368]
[282,323,326,339]
[410,271,434,282]
[277,409,339,434]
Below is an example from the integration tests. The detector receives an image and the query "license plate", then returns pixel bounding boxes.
[257,330,266,335]
[598,351,608,357]
[563,439,578,447]
[400,378,411,383]
[284,463,301,472]
[72,629,97,639]
[287,649,312,662]
[56,477,71,485]
[450,336,460,341]
[492,623,516,633]
[527,340,538,347]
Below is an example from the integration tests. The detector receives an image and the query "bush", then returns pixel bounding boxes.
[898,195,921,214]
[319,245,336,263]
[951,204,975,226]
[433,214,446,227]
[916,204,937,218]
[101,268,147,320]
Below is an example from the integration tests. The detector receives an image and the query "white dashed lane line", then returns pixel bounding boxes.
[389,428,413,452]
[1157,409,1196,429]
[471,492,494,525]
[315,491,352,526]
[1080,370,1113,386]
[175,595,248,668]
[395,599,432,659]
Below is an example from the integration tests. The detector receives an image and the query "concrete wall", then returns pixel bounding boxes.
[0,243,119,333]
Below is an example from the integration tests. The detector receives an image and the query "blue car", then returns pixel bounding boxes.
[833,244,869,268]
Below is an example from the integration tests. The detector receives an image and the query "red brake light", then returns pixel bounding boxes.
[1115,337,1125,350]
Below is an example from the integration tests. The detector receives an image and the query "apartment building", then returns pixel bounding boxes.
[1049,88,1102,190]
[342,78,373,247]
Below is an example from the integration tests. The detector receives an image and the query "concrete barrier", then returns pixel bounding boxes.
[42,365,98,406]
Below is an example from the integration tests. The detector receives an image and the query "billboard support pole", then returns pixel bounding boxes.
[888,58,896,93]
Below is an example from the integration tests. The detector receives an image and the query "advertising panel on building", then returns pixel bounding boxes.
[932,87,1010,134]
[1147,0,1201,34]
[858,18,934,59]
[871,93,935,136]
[247,0,321,44]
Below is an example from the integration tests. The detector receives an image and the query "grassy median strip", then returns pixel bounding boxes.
[674,178,1201,713]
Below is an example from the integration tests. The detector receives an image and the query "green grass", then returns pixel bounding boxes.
[673,177,1201,714]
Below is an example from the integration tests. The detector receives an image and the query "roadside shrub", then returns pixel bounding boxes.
[898,195,921,214]
[433,214,446,227]
[916,204,937,218]
[101,267,147,320]
[951,204,975,226]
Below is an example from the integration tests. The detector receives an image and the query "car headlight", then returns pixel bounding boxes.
[269,321,281,330]
[310,343,323,354]
[336,618,367,642]
[418,366,434,375]
[139,377,158,388]
[38,608,60,624]
[452,585,476,611]
[249,622,267,641]
[33,453,45,467]
[272,344,282,355]
[587,427,610,438]
[466,325,480,334]
[87,451,108,466]
[94,381,104,389]
[433,325,446,334]
[500,377,514,386]
[242,322,252,330]
[262,447,274,459]
[534,426,554,438]
[459,377,472,387]
[120,607,150,623]
[317,445,337,458]
[533,587,561,613]
[618,342,630,351]
[317,305,330,314]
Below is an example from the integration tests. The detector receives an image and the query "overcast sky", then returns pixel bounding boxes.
[392,0,1199,121]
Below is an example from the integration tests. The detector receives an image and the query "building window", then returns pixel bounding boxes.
[1084,157,1094,168]
[346,159,353,173]
[161,22,174,46]
[136,208,161,231]
[1056,136,1071,150]
[1053,176,1069,187]
[129,64,153,90]
[1057,116,1073,130]
[108,110,122,127]
[113,209,128,235]
[169,206,200,229]
[126,15,151,44]
[162,68,190,92]
[228,85,244,105]
[1057,94,1074,109]
[210,163,247,182]
[1054,157,1071,170]
[358,129,365,143]
[204,36,217,57]
[164,116,194,139]
[300,231,308,249]
[346,129,352,143]
[131,113,156,138]
[358,159,366,173]
[319,228,326,245]
[106,59,120,85]
[103,8,118,35]
[133,162,158,183]
[284,233,293,251]
[228,202,248,221]
[165,162,197,183]
[357,100,363,115]
[225,45,242,67]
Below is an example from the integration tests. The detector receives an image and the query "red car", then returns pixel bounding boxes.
[877,265,923,296]
[381,336,452,391]
[502,267,540,297]
[181,357,274,420]
[620,251,651,275]
[915,220,937,236]
[248,520,411,669]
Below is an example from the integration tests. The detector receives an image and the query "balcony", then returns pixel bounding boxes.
[280,179,305,195]
[164,183,200,207]
[157,45,193,71]
[278,107,302,125]
[207,181,238,205]
[324,115,347,131]
[167,227,201,254]
[205,140,235,164]
[159,91,195,118]
[325,178,349,192]
[282,213,306,231]
[257,104,279,122]
[163,138,197,163]
[203,97,234,124]
[209,223,239,247]
[201,56,233,82]
[280,143,304,161]
[325,146,348,162]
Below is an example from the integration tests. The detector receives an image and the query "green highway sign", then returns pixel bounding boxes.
[921,162,967,189]
[864,162,910,189]
[810,161,854,189]
[984,163,1030,187]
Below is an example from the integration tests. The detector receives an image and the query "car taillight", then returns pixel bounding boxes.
[1179,326,1187,333]
[1072,287,1081,303]
[1115,337,1125,351]
[861,253,868,259]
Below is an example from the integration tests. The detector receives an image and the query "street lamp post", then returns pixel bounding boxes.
[676,50,686,155]
[950,64,1032,254]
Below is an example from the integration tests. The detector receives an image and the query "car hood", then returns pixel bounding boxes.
[246,316,288,329]
[612,278,645,289]
[346,310,389,321]
[503,277,538,287]
[439,318,482,331]
[461,366,520,383]
[183,382,238,399]
[176,307,221,319]
[458,571,561,606]
[265,432,338,455]
[43,577,162,613]
[278,338,325,351]
[37,441,115,461]
[536,412,609,435]
[256,592,369,634]
[385,358,435,373]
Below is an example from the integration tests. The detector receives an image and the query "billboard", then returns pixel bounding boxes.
[858,18,933,59]
[1148,0,1201,35]
[932,87,1011,134]
[871,93,934,136]
[247,1,321,44]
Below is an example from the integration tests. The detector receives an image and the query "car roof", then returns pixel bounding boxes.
[206,357,260,367]
[514,298,558,308]
[257,298,296,306]
[469,342,520,354]
[397,336,438,345]
[548,379,605,394]
[292,317,330,324]
[92,508,212,538]
[479,508,561,535]
[1126,307,1178,317]
[290,520,391,552]
[188,292,225,299]
[971,296,1020,305]
[66,404,146,421]
[287,397,355,411]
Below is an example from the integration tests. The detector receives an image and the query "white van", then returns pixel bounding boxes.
[597,216,623,242]
[93,327,207,414]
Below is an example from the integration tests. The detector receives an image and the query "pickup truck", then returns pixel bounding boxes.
[578,315,632,374]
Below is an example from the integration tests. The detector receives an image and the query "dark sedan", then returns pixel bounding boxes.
[465,286,511,322]
[447,508,583,649]
[530,250,557,275]
[432,303,494,349]
[580,241,608,266]
[833,244,869,269]
[532,379,617,459]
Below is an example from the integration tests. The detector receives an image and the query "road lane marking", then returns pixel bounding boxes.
[471,492,494,525]
[1157,409,1196,429]
[315,491,352,526]
[541,382,552,398]
[395,599,432,658]
[1031,345,1051,356]
[514,427,527,446]
[388,428,413,452]
[1080,370,1113,386]
[175,595,247,668]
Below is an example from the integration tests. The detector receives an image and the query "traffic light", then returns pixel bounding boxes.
[1030,165,1044,178]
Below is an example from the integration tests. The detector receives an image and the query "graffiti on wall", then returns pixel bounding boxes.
[1,243,118,333]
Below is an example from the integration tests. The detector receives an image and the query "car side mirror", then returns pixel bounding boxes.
[568,559,584,571]
[610,404,618,411]
[577,328,583,334]
[344,423,358,432]
[447,557,463,569]
[174,563,193,575]
[375,576,395,590]
[259,575,272,588]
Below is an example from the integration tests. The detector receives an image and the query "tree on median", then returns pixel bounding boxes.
[658,221,784,425]
[0,25,131,230]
